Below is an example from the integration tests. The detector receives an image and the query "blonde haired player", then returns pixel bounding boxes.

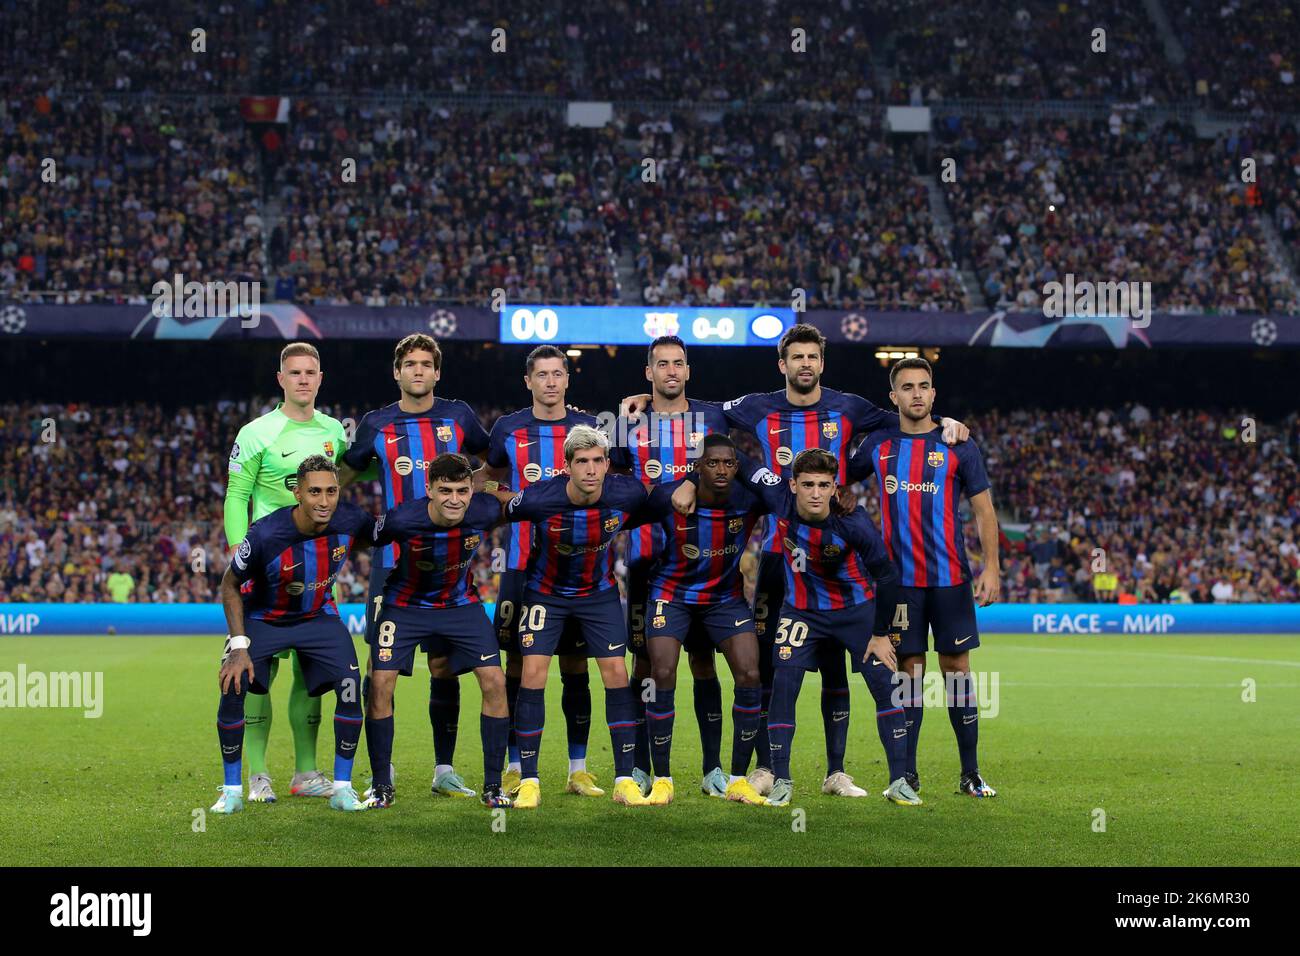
[224,342,349,802]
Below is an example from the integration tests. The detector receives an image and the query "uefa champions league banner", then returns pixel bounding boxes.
[2,603,1299,636]
[2,302,1297,349]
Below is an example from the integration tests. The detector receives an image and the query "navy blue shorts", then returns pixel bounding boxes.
[771,602,884,675]
[495,570,586,655]
[364,561,393,646]
[245,615,358,697]
[629,560,716,660]
[753,551,786,645]
[896,582,980,656]
[372,602,500,676]
[646,596,755,648]
[518,587,625,658]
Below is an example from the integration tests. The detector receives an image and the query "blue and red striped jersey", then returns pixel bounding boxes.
[849,426,990,588]
[231,503,374,623]
[372,493,501,608]
[638,478,766,605]
[486,407,599,571]
[342,399,490,569]
[504,473,648,598]
[719,388,897,553]
[609,399,730,564]
[741,462,899,622]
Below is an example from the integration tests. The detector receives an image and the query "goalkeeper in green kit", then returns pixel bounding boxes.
[224,342,350,801]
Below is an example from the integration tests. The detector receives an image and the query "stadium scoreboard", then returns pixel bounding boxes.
[499,305,795,347]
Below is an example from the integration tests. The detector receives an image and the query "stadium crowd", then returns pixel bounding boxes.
[0,95,267,302]
[883,0,1184,106]
[5,0,1299,314]
[938,116,1299,315]
[2,400,1296,608]
[267,105,623,306]
[1168,0,1300,113]
[626,110,968,311]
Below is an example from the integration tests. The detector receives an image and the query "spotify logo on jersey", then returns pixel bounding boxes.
[394,456,414,476]
[644,459,663,480]
[884,475,898,494]
[776,446,793,466]
[286,582,306,596]
[682,543,701,560]
[523,462,543,483]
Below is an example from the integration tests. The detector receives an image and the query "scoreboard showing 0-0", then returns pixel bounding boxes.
[500,305,796,347]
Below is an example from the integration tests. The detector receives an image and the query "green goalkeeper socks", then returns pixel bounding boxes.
[287,651,322,774]
[243,656,278,776]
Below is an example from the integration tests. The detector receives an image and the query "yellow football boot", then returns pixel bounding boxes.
[501,768,522,796]
[725,776,769,806]
[513,779,541,809]
[565,770,605,796]
[646,778,675,806]
[612,777,651,806]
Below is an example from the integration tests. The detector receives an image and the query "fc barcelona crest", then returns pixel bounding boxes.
[652,615,666,630]
[332,545,347,561]
[728,517,744,533]
[463,534,481,551]
[436,425,453,443]
[928,450,946,468]
[323,441,335,457]
[604,517,620,533]
[778,646,792,660]
[378,648,392,662]
[521,633,534,648]
[822,421,839,439]
[822,544,841,558]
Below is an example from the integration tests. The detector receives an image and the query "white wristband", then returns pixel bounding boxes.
[228,635,251,650]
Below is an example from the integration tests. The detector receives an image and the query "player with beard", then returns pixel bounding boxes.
[607,336,732,799]
[849,358,1000,798]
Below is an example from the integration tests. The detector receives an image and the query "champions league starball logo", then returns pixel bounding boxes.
[967,310,1152,349]
[1251,318,1277,347]
[427,309,458,337]
[0,304,27,334]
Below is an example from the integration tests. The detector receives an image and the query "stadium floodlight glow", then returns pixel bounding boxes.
[565,348,582,358]
[888,351,906,359]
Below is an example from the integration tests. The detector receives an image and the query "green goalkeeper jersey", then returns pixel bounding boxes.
[224,402,349,548]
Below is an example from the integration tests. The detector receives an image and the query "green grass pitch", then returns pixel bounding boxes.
[2,633,1297,866]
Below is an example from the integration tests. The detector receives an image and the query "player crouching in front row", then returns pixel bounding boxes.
[362,453,512,810]
[692,448,919,807]
[213,456,376,814]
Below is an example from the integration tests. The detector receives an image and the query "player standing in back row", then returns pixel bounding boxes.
[224,342,349,803]
[339,334,490,799]
[484,345,602,798]
[849,358,1000,798]
[607,335,732,799]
